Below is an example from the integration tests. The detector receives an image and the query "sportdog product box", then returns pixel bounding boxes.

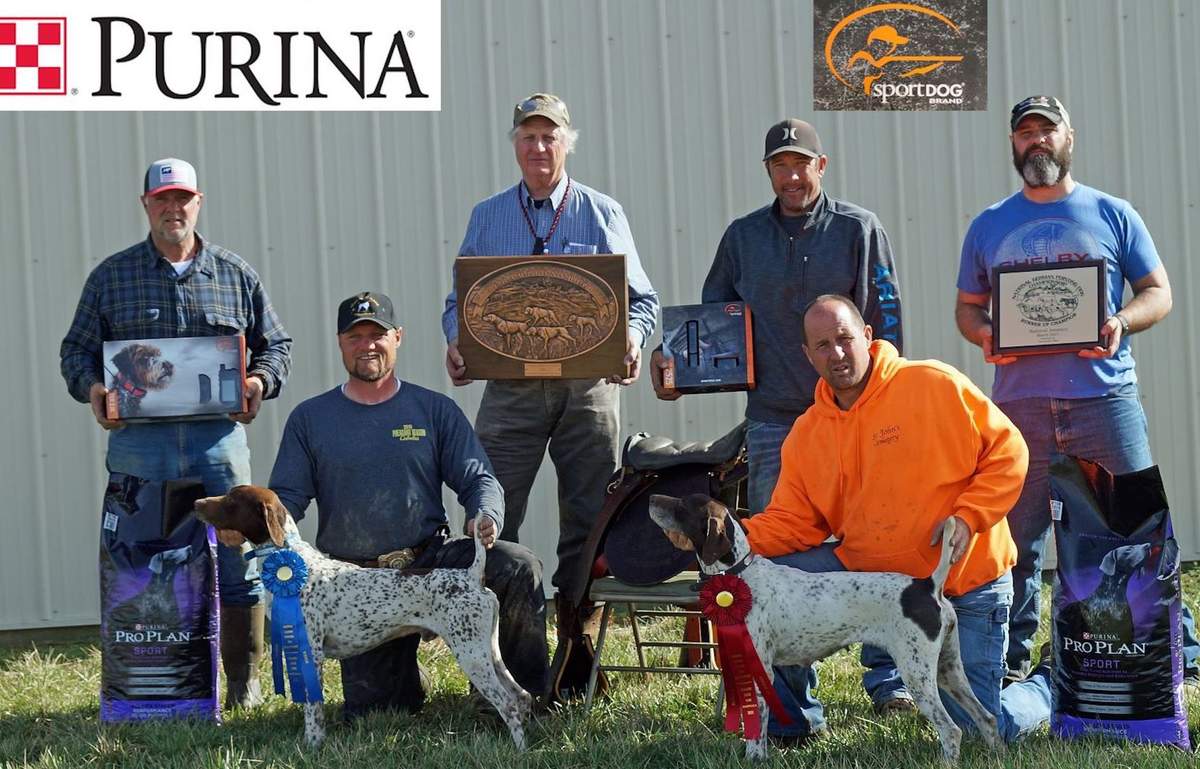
[103,336,247,421]
[661,302,755,394]
[455,254,629,379]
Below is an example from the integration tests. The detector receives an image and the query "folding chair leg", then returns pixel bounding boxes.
[583,603,614,710]
[628,603,648,675]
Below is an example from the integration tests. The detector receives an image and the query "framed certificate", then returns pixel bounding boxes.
[991,260,1107,356]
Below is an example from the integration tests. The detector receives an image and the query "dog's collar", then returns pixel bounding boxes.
[115,373,147,399]
[696,551,755,585]
[244,531,303,561]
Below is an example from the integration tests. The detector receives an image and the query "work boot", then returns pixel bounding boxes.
[220,604,265,710]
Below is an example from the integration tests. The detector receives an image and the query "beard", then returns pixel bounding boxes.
[347,355,394,383]
[1013,143,1071,187]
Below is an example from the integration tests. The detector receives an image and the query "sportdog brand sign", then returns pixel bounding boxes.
[813,0,985,111]
[0,1,439,110]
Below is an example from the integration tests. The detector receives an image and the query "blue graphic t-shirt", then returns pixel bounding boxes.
[957,184,1160,403]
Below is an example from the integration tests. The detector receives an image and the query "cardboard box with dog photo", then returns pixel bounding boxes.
[103,336,247,421]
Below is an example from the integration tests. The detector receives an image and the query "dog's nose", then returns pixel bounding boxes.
[163,361,174,374]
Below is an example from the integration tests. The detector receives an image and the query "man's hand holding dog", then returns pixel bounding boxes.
[466,514,498,549]
[946,515,970,565]
[230,375,265,424]
[88,382,124,430]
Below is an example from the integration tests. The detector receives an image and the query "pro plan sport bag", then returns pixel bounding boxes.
[99,473,219,723]
[1049,454,1190,750]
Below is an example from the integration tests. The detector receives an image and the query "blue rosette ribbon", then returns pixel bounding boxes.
[260,549,323,703]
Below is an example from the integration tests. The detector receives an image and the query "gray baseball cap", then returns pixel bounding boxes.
[143,158,200,196]
[513,93,571,128]
[763,119,823,161]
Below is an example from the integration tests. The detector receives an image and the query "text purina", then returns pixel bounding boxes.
[114,629,191,643]
[91,17,428,104]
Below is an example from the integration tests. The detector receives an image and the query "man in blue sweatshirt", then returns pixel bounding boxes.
[650,118,905,743]
[268,291,548,720]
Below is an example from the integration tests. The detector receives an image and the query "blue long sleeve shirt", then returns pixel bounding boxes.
[268,381,504,561]
[443,175,659,348]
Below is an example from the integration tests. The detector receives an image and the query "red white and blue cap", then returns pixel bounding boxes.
[143,158,200,197]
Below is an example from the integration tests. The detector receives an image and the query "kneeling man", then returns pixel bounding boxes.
[264,291,548,718]
[706,295,1050,744]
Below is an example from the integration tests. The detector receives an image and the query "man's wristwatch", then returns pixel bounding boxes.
[1114,313,1131,335]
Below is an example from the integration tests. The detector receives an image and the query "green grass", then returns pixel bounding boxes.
[3,571,1199,769]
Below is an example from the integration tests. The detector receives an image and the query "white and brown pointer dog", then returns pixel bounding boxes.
[649,493,1002,764]
[194,485,532,748]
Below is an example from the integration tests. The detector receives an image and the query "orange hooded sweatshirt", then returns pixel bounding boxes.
[743,340,1024,596]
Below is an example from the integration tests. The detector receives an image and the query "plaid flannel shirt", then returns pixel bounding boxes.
[60,234,292,404]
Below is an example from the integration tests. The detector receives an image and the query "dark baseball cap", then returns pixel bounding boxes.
[763,119,823,161]
[144,158,200,196]
[513,92,570,128]
[1010,95,1071,131]
[337,291,399,333]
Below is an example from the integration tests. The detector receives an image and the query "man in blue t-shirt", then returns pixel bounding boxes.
[268,291,549,720]
[956,96,1197,683]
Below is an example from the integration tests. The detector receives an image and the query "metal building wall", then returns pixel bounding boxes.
[2,0,1198,630]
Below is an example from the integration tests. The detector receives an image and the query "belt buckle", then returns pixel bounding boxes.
[377,547,418,569]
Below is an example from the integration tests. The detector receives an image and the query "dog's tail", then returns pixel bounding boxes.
[929,518,957,595]
[470,521,488,587]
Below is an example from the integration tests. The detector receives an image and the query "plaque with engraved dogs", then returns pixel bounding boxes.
[455,255,628,379]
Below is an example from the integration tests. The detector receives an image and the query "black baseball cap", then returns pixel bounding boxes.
[337,291,398,333]
[1010,95,1071,131]
[763,119,823,161]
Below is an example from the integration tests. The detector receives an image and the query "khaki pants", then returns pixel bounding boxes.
[475,378,619,599]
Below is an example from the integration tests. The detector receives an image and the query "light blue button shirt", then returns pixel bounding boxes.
[443,175,659,348]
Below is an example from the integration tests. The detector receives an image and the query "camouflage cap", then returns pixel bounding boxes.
[513,92,570,128]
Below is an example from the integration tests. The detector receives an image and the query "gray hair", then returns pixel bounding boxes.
[508,123,579,154]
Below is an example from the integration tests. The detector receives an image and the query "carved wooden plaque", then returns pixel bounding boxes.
[455,255,628,379]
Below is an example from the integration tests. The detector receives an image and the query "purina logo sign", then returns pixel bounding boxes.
[0,18,67,95]
[0,1,440,110]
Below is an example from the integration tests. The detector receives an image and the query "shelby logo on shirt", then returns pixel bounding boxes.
[996,219,1100,267]
[392,424,426,441]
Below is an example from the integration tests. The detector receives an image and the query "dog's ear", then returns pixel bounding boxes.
[262,499,286,547]
[112,345,134,374]
[1099,549,1117,576]
[700,509,733,565]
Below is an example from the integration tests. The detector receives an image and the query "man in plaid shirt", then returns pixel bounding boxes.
[60,157,292,710]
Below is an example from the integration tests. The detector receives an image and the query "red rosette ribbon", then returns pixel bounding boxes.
[698,573,791,739]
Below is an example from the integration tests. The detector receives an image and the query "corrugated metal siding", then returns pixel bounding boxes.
[3,0,1198,629]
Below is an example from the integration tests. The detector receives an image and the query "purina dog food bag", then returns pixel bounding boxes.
[99,473,219,723]
[1049,454,1190,750]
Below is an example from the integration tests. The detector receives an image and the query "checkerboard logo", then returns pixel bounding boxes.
[0,18,67,95]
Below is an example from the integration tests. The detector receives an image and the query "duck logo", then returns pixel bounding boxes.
[0,18,67,95]
[813,0,986,111]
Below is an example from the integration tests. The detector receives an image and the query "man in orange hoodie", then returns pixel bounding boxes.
[746,294,1051,744]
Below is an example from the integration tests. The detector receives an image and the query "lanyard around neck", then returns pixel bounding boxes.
[518,178,571,255]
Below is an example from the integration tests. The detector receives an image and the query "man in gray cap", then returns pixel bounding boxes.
[956,95,1199,685]
[441,92,659,698]
[60,157,293,709]
[650,118,904,743]
[262,291,548,720]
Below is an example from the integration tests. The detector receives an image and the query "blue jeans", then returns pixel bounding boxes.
[106,420,261,606]
[998,387,1199,676]
[772,545,1051,742]
[746,419,792,512]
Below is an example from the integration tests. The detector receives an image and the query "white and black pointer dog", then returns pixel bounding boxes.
[194,485,532,749]
[649,493,1002,764]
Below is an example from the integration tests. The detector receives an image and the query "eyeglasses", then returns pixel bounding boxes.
[517,96,564,113]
